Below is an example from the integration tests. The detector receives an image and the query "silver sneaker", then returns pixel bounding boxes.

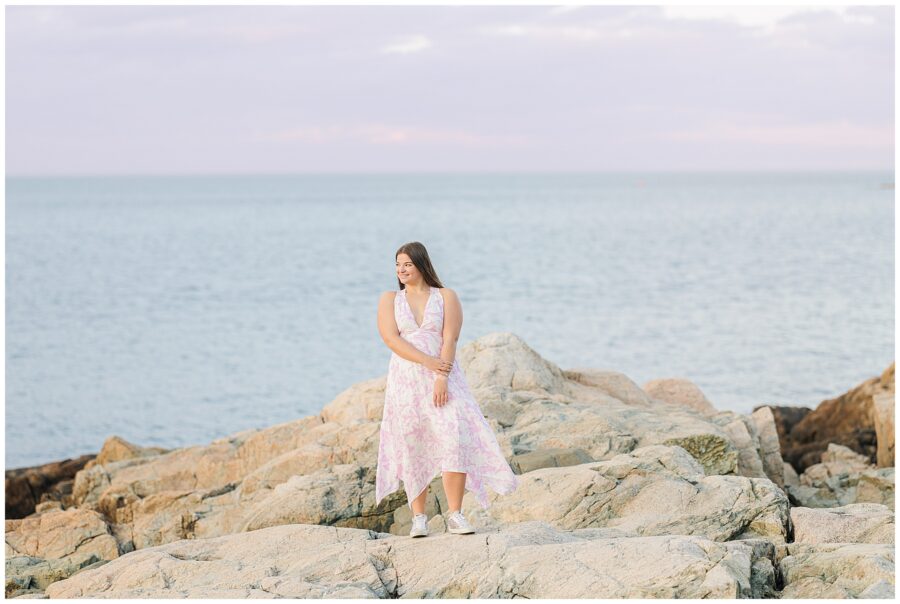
[409,513,428,538]
[446,510,475,534]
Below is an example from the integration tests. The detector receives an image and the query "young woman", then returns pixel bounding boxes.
[375,241,519,538]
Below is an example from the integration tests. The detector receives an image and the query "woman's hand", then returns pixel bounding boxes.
[422,355,452,377]
[433,375,449,407]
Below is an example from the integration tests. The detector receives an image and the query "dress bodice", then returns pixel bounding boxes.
[395,286,442,334]
[394,286,443,355]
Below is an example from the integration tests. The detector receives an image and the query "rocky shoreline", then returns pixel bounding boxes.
[5,332,895,598]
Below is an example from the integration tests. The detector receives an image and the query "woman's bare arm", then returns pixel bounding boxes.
[438,288,462,368]
[377,291,432,364]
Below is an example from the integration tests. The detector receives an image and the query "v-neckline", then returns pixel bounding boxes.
[404,286,433,329]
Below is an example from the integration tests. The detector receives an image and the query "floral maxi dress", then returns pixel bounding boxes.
[375,286,519,510]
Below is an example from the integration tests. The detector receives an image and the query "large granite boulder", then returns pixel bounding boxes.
[790,503,894,544]
[72,414,329,515]
[773,362,894,473]
[872,390,895,468]
[89,435,168,468]
[787,443,895,509]
[642,377,719,416]
[562,368,653,407]
[5,454,95,519]
[751,406,787,488]
[778,542,894,598]
[468,444,790,543]
[44,521,779,599]
[5,507,120,598]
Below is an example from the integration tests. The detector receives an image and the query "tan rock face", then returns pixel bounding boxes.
[791,503,894,544]
[777,362,894,473]
[44,521,779,599]
[92,435,168,467]
[508,447,594,474]
[73,414,326,513]
[319,376,387,425]
[752,406,787,487]
[783,461,801,486]
[5,507,120,597]
[5,454,95,519]
[562,368,653,407]
[6,555,108,597]
[479,444,789,543]
[787,443,896,510]
[6,508,118,561]
[642,377,719,416]
[872,390,895,468]
[778,542,895,598]
[457,332,570,394]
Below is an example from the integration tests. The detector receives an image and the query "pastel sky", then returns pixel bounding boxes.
[5,3,895,175]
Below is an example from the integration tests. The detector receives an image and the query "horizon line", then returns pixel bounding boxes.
[6,168,895,180]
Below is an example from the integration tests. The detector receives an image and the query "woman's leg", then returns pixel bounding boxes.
[442,471,467,513]
[410,485,428,514]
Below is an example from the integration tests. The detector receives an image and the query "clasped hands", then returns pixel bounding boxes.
[422,356,452,407]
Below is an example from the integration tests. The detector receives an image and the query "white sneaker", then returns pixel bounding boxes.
[409,513,428,537]
[446,510,475,534]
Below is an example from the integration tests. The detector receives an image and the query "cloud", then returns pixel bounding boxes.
[256,124,529,147]
[381,34,432,54]
[548,5,584,16]
[478,23,624,42]
[5,5,893,173]
[660,118,893,148]
[660,5,881,34]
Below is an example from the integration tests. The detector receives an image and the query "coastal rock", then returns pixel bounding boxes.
[786,443,895,509]
[778,542,894,598]
[57,333,800,558]
[642,377,719,416]
[856,468,896,508]
[5,507,119,562]
[5,454,95,519]
[813,442,874,473]
[764,404,811,451]
[90,435,168,468]
[319,376,387,425]
[44,521,778,599]
[872,390,895,468]
[775,362,894,473]
[751,406,787,487]
[473,444,789,543]
[562,368,653,407]
[714,414,766,479]
[240,464,387,533]
[790,503,894,544]
[508,447,594,474]
[499,395,745,476]
[13,334,896,598]
[70,333,782,542]
[662,432,738,476]
[5,507,120,597]
[783,462,800,487]
[73,414,326,513]
[5,555,107,598]
[457,332,569,394]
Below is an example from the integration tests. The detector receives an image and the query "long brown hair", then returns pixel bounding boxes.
[395,242,445,290]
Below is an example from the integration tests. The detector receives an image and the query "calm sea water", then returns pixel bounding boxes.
[5,172,894,469]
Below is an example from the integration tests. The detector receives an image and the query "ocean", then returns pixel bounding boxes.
[5,171,894,469]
